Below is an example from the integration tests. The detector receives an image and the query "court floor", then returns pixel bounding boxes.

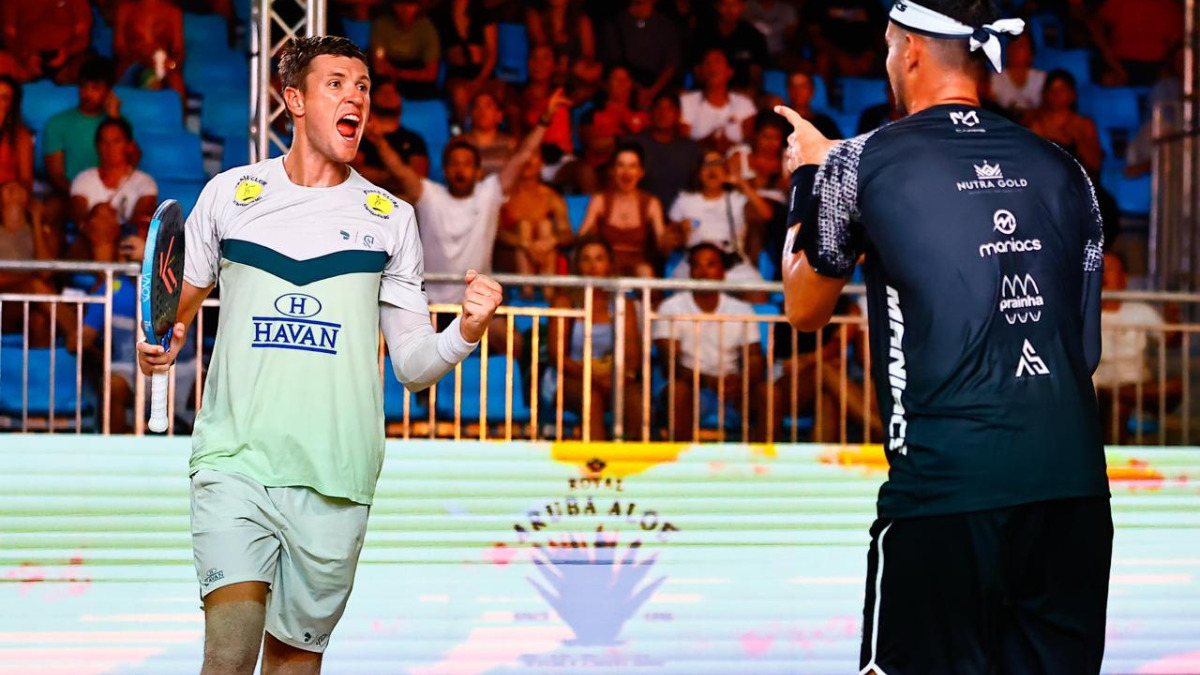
[1,437,1197,675]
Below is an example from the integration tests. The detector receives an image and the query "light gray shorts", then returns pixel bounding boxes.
[190,469,369,653]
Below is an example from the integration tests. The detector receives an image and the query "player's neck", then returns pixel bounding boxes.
[905,77,980,116]
[282,144,350,188]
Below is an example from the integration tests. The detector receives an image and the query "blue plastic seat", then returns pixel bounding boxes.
[1082,86,1141,131]
[1034,48,1091,88]
[115,87,184,133]
[342,19,371,51]
[184,13,229,52]
[403,99,450,148]
[91,6,113,57]
[201,87,251,138]
[834,112,861,138]
[135,131,205,181]
[435,355,532,424]
[496,23,529,83]
[183,51,250,95]
[1027,13,1065,50]
[156,178,206,216]
[1101,165,1152,215]
[0,338,93,419]
[840,78,888,114]
[565,194,591,234]
[763,70,830,114]
[221,133,251,170]
[21,82,77,133]
[383,373,429,422]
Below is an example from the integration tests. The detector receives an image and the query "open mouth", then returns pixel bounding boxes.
[336,113,361,142]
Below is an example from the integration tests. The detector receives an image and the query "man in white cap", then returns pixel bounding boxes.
[776,1,1111,673]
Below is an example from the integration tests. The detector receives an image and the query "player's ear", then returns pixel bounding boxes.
[905,33,923,73]
[284,86,305,118]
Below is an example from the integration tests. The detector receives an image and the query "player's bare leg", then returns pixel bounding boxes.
[263,632,323,674]
[200,581,268,675]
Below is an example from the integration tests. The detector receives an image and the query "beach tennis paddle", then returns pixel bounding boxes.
[139,199,184,433]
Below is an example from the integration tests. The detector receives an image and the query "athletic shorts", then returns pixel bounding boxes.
[190,469,370,653]
[859,496,1113,675]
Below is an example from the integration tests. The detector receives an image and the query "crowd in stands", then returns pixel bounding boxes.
[0,0,1185,440]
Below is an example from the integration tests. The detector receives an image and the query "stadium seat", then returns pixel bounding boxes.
[758,248,779,282]
[565,194,591,234]
[1102,166,1152,215]
[184,13,229,52]
[840,78,888,114]
[221,133,251,170]
[115,87,184,133]
[1034,48,1091,88]
[1083,86,1141,132]
[833,112,861,138]
[135,131,205,181]
[200,88,250,138]
[0,337,93,421]
[91,6,113,57]
[1027,13,1065,50]
[435,355,532,424]
[156,178,206,216]
[383,372,429,422]
[403,99,450,148]
[496,23,529,83]
[342,19,371,51]
[21,82,77,132]
[183,51,250,95]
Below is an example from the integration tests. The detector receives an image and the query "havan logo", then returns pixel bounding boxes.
[252,293,340,355]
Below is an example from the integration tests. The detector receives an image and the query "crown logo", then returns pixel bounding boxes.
[974,161,1003,180]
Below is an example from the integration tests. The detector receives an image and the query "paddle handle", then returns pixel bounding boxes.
[149,372,169,433]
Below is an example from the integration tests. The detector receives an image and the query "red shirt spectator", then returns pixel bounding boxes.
[0,0,92,84]
[1094,0,1184,85]
[591,66,650,139]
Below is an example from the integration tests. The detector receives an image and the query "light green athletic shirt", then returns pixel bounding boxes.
[183,158,428,505]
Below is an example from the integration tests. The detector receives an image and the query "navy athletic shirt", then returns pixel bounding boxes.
[800,104,1109,519]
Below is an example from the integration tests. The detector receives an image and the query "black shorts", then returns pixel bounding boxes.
[860,496,1113,675]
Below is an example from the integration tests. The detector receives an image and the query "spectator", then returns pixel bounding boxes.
[545,236,644,440]
[1093,252,1183,443]
[1029,69,1104,177]
[79,231,143,433]
[654,243,768,442]
[745,0,799,62]
[378,90,571,340]
[68,118,158,245]
[738,111,790,193]
[0,0,92,84]
[803,0,886,79]
[508,44,574,155]
[667,149,773,283]
[0,76,33,190]
[1091,0,1184,86]
[693,0,769,93]
[353,79,430,194]
[433,0,498,92]
[578,142,674,277]
[989,34,1045,120]
[681,49,757,152]
[0,183,71,348]
[113,0,187,102]
[370,0,441,100]
[629,92,704,213]
[659,0,706,38]
[44,57,123,195]
[461,89,517,176]
[526,0,603,99]
[553,108,616,195]
[856,84,901,134]
[496,150,572,298]
[786,71,842,140]
[598,0,682,110]
[592,66,650,138]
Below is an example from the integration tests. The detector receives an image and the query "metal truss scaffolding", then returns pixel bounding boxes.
[249,0,326,161]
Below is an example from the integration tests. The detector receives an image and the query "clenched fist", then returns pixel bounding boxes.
[459,270,503,343]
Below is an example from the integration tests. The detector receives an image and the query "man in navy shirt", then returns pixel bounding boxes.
[778,1,1111,673]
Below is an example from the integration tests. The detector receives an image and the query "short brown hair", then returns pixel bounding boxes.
[442,138,482,168]
[277,36,367,92]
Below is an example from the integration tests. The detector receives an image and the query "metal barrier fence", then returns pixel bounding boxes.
[1,261,1198,445]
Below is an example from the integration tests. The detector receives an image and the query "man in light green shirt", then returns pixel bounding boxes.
[43,57,124,193]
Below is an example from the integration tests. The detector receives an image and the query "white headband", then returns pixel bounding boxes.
[889,0,1025,73]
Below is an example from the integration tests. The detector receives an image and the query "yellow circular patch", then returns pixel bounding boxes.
[366,193,394,216]
[235,180,263,205]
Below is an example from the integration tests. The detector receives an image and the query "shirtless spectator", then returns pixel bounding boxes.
[0,76,34,190]
[496,151,572,299]
[1,0,92,84]
[114,0,187,101]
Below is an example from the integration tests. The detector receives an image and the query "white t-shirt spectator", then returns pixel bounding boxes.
[667,190,763,282]
[415,174,504,304]
[70,168,158,223]
[1093,301,1162,387]
[653,292,760,376]
[990,69,1047,113]
[680,91,757,144]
